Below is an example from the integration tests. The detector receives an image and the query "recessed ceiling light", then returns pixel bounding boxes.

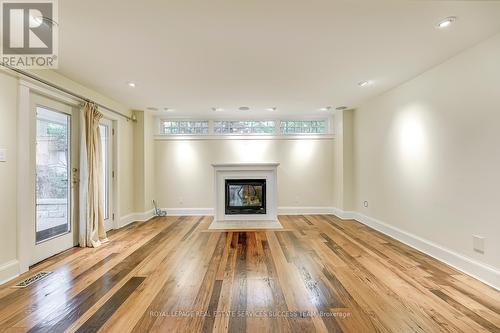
[437,16,457,29]
[266,107,277,111]
[336,106,348,111]
[212,107,224,112]
[146,107,158,111]
[358,80,371,87]
[127,81,136,88]
[238,106,250,111]
[163,107,173,111]
[319,106,332,111]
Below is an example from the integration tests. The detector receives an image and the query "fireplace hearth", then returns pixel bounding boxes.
[225,179,266,215]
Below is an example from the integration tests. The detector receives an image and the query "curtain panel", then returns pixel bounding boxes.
[79,102,108,247]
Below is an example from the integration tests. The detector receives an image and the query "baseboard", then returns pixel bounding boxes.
[161,207,340,216]
[330,208,357,220]
[332,209,500,291]
[278,207,336,215]
[119,209,156,228]
[0,260,20,285]
[164,208,215,216]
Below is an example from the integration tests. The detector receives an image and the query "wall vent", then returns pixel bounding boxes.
[12,271,52,288]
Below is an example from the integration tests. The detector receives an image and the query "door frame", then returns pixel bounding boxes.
[30,93,79,265]
[17,81,81,272]
[17,80,122,273]
[99,117,116,231]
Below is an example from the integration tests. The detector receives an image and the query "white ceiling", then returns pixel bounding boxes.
[56,0,500,119]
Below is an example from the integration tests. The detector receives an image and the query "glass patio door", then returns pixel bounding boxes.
[99,118,114,231]
[31,94,78,265]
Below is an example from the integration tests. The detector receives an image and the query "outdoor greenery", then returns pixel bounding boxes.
[36,119,69,200]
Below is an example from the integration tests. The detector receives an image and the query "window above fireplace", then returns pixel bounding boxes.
[155,117,334,138]
[214,121,276,134]
[161,120,209,135]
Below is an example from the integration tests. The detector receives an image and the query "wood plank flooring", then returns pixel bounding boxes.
[0,215,499,333]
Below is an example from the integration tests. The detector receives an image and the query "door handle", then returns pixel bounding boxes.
[72,168,79,186]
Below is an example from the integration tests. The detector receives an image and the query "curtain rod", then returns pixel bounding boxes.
[0,63,135,122]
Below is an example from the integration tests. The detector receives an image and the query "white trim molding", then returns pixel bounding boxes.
[17,82,32,275]
[119,209,156,228]
[333,209,500,291]
[164,208,215,216]
[161,206,340,216]
[155,116,335,139]
[278,207,336,215]
[16,80,82,276]
[331,208,357,220]
[0,260,20,285]
[154,134,335,141]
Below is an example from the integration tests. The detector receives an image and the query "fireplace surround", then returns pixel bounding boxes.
[211,163,281,228]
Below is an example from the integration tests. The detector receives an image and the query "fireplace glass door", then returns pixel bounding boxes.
[225,179,266,215]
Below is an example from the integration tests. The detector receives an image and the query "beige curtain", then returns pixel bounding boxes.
[79,102,108,247]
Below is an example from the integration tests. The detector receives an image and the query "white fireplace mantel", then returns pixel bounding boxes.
[210,162,282,229]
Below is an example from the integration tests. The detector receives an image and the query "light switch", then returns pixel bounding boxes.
[0,149,6,162]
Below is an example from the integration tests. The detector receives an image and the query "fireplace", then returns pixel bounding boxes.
[225,179,266,215]
[212,163,279,226]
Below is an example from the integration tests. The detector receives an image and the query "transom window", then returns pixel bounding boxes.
[214,121,276,134]
[280,120,326,134]
[157,119,331,136]
[161,120,209,135]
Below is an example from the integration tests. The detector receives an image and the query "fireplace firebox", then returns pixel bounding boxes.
[225,179,266,215]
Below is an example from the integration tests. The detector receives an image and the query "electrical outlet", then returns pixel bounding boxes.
[363,200,369,208]
[0,149,6,162]
[179,197,183,205]
[473,235,485,254]
[294,196,300,204]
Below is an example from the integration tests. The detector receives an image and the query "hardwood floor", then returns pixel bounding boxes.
[0,215,499,333]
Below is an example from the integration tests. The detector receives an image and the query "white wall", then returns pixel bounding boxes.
[353,33,500,274]
[333,110,354,212]
[0,72,19,282]
[144,112,155,211]
[154,138,335,210]
[132,111,155,213]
